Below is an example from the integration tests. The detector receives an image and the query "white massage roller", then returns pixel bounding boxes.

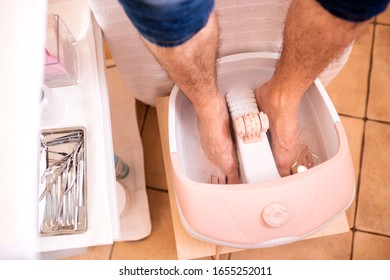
[225,88,280,182]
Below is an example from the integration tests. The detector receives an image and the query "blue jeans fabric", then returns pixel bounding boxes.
[317,0,390,22]
[118,0,389,47]
[118,0,214,47]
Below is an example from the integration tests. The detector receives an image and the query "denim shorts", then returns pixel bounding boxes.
[118,0,388,48]
[118,0,214,47]
[317,0,389,22]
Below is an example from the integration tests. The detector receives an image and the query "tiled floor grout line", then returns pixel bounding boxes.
[363,22,377,118]
[376,22,390,27]
[109,242,115,260]
[337,114,390,126]
[338,113,364,120]
[140,105,150,135]
[355,229,390,239]
[349,21,377,260]
[365,118,390,125]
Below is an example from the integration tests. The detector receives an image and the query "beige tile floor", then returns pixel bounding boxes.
[66,9,390,260]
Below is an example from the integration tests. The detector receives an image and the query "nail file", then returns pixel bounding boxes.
[225,88,280,183]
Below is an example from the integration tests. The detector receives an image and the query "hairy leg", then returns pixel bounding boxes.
[142,12,239,184]
[256,0,369,176]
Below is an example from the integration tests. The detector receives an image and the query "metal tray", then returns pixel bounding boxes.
[38,127,87,235]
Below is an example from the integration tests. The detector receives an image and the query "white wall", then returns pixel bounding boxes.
[0,0,47,259]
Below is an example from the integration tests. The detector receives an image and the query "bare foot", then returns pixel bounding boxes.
[255,82,303,177]
[195,94,240,184]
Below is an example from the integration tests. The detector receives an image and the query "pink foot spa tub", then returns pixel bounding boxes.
[168,52,355,248]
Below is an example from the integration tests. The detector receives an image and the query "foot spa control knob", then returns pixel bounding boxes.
[262,202,290,227]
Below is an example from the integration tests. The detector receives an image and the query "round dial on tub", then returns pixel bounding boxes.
[262,202,290,227]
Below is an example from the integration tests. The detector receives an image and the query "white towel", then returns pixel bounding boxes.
[89,0,351,106]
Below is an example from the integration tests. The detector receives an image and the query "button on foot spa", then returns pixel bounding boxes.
[168,52,355,248]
